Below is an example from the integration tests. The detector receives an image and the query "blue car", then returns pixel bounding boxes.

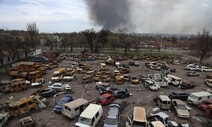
[54,94,73,113]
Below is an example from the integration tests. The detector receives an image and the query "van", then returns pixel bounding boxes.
[28,71,42,81]
[187,91,212,105]
[149,121,165,127]
[0,80,11,93]
[126,106,147,127]
[62,98,89,119]
[10,81,28,92]
[155,95,171,110]
[165,75,182,86]
[7,96,37,117]
[75,104,103,127]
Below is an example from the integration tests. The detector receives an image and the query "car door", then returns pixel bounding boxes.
[181,93,187,100]
[172,101,178,112]
[54,84,61,91]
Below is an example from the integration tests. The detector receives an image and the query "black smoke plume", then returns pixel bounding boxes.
[85,0,131,30]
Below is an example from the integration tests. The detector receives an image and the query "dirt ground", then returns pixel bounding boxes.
[1,57,211,127]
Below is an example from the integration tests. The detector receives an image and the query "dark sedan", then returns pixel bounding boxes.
[32,88,55,97]
[186,71,199,77]
[114,89,130,99]
[178,81,195,90]
[168,92,189,100]
[161,65,176,72]
[96,84,118,94]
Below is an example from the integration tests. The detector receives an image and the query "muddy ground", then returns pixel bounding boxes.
[0,58,211,127]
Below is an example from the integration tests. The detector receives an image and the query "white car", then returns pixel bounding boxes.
[62,75,75,81]
[31,78,45,87]
[145,79,160,91]
[185,64,200,71]
[199,66,212,72]
[150,112,179,127]
[51,75,63,82]
[48,82,65,92]
[172,99,191,118]
[134,61,140,66]
[63,84,71,91]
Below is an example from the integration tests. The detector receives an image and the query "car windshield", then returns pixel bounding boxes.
[132,121,146,126]
[58,98,68,106]
[178,104,187,110]
[105,118,118,125]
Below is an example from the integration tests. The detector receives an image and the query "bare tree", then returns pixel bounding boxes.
[95,30,110,52]
[22,35,32,57]
[82,29,96,53]
[3,34,20,61]
[116,28,132,55]
[107,34,119,51]
[26,22,39,48]
[192,29,212,63]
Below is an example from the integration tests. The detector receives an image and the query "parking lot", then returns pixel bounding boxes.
[1,56,211,127]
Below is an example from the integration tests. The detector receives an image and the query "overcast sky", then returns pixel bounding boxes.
[0,0,211,34]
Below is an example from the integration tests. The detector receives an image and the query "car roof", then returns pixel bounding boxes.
[80,104,102,119]
[53,82,62,85]
[167,74,181,80]
[172,99,185,104]
[19,116,33,123]
[61,96,72,101]
[133,106,147,122]
[103,93,113,97]
[107,106,119,118]
[153,112,169,119]
[171,92,186,94]
[191,91,212,96]
[64,98,88,108]
[151,121,165,127]
[159,95,170,101]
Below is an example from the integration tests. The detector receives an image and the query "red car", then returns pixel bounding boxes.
[96,93,115,105]
[197,99,212,117]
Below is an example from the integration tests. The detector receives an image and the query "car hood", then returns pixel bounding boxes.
[177,109,189,116]
[54,105,63,110]
[75,122,90,127]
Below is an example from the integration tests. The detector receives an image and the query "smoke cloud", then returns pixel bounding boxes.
[85,0,132,30]
[131,0,212,34]
[85,0,212,34]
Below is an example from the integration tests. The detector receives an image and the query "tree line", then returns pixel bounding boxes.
[0,23,211,64]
